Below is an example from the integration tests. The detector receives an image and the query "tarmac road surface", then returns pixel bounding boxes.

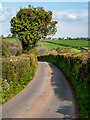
[2,62,79,118]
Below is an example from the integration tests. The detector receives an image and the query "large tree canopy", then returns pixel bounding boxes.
[10,5,57,52]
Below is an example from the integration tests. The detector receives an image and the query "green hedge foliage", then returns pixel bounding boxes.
[2,54,38,104]
[38,54,89,118]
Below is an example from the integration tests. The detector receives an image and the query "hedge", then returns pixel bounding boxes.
[38,54,89,119]
[2,42,11,57]
[2,54,38,104]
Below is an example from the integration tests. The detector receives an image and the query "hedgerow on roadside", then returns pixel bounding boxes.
[2,54,38,104]
[2,42,11,57]
[2,41,22,56]
[38,54,89,119]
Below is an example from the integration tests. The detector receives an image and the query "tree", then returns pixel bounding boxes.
[7,34,11,38]
[1,35,4,39]
[10,5,57,52]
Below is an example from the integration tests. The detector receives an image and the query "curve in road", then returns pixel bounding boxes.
[2,62,79,118]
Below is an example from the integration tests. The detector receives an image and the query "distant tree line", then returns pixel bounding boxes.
[74,37,89,40]
[51,37,89,40]
[0,35,89,41]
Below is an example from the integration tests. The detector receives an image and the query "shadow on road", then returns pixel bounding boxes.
[48,62,73,101]
[48,62,78,118]
[57,105,73,118]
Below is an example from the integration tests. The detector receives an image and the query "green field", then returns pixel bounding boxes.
[0,38,18,42]
[39,39,89,52]
[39,41,68,49]
[1,38,89,53]
[45,39,89,47]
[39,41,80,52]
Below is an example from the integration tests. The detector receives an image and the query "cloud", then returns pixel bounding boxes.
[52,9,88,38]
[0,4,18,36]
[54,21,88,38]
[53,11,79,21]
[52,9,87,22]
[0,3,2,10]
[68,14,78,20]
[0,4,88,38]
[0,8,10,22]
[2,21,11,35]
[0,3,9,22]
[0,5,18,22]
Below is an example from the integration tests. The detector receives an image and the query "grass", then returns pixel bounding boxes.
[0,38,18,43]
[45,39,89,47]
[1,38,89,53]
[82,47,90,49]
[39,41,82,52]
[1,38,89,47]
[39,39,90,52]
[70,48,81,52]
[39,41,68,50]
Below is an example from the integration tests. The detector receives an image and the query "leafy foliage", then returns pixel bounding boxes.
[38,54,89,118]
[35,47,48,55]
[2,41,22,56]
[2,54,38,104]
[15,50,21,56]
[10,6,57,52]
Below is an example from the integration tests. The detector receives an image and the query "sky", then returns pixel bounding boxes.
[0,1,88,38]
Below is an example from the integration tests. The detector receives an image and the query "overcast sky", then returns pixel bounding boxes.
[0,1,88,38]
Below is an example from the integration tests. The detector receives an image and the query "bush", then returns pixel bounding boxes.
[15,50,21,56]
[3,41,22,56]
[56,47,71,53]
[35,47,48,56]
[2,42,11,57]
[38,42,43,47]
[38,54,89,118]
[56,47,61,53]
[50,49,58,54]
[2,54,38,104]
